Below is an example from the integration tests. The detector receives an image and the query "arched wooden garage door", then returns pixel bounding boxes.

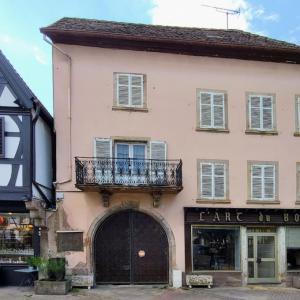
[94,209,169,284]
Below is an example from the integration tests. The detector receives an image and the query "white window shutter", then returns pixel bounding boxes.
[262,96,273,130]
[94,138,112,158]
[117,74,129,106]
[250,96,261,130]
[150,141,167,160]
[251,165,262,199]
[200,92,212,127]
[213,93,225,128]
[201,163,213,198]
[264,165,275,199]
[251,164,275,200]
[131,75,143,107]
[214,164,225,198]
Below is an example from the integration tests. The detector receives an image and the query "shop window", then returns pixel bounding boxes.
[287,249,300,271]
[192,226,240,271]
[286,227,300,271]
[0,214,34,264]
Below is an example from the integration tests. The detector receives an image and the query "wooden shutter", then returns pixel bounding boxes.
[0,117,4,158]
[263,165,275,199]
[117,74,130,106]
[94,138,112,158]
[262,96,273,130]
[213,93,225,128]
[200,92,212,127]
[150,141,167,160]
[249,96,261,130]
[214,163,225,198]
[131,75,143,107]
[251,164,275,200]
[200,163,213,198]
[251,165,263,199]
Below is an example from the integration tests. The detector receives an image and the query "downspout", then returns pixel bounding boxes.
[43,35,72,186]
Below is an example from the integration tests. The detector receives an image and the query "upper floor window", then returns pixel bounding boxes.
[114,73,146,109]
[247,94,276,132]
[0,117,4,158]
[197,90,227,131]
[249,161,278,202]
[197,160,229,201]
[94,138,167,185]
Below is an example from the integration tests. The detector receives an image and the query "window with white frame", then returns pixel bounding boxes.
[198,91,226,129]
[250,162,277,201]
[198,160,228,200]
[116,73,144,108]
[248,94,275,131]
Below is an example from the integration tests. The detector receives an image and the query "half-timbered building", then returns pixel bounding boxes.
[0,50,54,285]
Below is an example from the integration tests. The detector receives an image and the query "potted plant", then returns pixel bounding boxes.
[31,256,71,295]
[26,256,42,270]
[47,257,66,281]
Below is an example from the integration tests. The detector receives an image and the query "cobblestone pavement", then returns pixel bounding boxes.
[1,285,300,300]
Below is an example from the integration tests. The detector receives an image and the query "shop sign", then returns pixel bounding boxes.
[185,208,300,225]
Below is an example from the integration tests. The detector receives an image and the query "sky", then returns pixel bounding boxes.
[0,0,299,115]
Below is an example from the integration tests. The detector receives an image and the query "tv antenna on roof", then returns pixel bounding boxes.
[202,4,240,29]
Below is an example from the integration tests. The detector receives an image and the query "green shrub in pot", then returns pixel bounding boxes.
[47,257,66,281]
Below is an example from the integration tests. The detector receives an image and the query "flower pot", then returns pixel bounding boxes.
[47,258,66,281]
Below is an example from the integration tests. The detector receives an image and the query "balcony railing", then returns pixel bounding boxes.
[75,157,182,192]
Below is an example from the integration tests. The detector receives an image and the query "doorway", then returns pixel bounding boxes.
[94,209,169,284]
[247,229,277,283]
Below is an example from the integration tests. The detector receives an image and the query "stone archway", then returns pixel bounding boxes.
[86,205,176,285]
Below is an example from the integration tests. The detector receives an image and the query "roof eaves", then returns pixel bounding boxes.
[0,50,53,124]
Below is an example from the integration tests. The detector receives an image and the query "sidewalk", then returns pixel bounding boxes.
[1,285,300,300]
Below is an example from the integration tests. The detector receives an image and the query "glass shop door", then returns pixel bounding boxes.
[247,231,277,283]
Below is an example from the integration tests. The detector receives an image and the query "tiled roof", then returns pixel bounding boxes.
[41,17,300,51]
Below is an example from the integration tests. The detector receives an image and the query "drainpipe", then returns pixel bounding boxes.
[43,35,72,186]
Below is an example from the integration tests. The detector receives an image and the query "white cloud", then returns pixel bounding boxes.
[150,0,250,30]
[0,33,48,65]
[263,13,279,22]
[150,0,280,32]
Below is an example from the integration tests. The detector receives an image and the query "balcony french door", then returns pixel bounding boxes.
[247,230,277,283]
[115,143,147,185]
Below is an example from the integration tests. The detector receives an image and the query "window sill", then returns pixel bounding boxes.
[247,200,280,204]
[112,106,148,112]
[245,130,278,135]
[196,199,231,204]
[196,127,229,133]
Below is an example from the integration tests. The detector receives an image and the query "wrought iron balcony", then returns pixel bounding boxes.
[75,157,183,194]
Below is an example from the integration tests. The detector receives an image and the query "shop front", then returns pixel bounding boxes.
[185,208,300,287]
[0,202,39,286]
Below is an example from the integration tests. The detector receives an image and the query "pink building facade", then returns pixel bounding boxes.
[42,18,300,287]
